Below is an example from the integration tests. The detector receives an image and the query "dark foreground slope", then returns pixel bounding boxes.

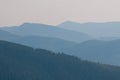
[0,41,120,80]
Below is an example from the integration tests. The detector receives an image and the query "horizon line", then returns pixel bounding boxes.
[1,20,120,27]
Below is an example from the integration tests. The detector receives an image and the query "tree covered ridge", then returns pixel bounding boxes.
[0,40,120,80]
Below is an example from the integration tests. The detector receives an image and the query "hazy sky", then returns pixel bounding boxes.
[1,0,120,26]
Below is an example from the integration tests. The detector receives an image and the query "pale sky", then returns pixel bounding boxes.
[1,0,120,26]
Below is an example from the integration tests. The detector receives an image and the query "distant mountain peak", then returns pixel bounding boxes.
[20,23,41,27]
[59,21,80,26]
[59,21,120,26]
[20,22,54,27]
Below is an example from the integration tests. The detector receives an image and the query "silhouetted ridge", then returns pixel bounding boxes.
[0,40,120,80]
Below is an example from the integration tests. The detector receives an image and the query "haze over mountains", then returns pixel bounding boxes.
[12,36,77,52]
[0,29,77,52]
[1,22,120,66]
[1,0,120,79]
[63,40,120,65]
[0,30,19,41]
[1,40,120,80]
[59,21,120,38]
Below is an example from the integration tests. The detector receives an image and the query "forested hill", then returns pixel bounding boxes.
[0,40,120,80]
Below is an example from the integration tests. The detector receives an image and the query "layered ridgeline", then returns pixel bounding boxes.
[1,23,93,43]
[12,36,77,52]
[2,22,120,66]
[59,21,120,38]
[0,29,19,41]
[1,40,120,80]
[0,29,76,52]
[1,28,120,65]
[63,40,120,65]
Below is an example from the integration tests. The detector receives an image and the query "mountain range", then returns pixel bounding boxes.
[1,23,93,43]
[1,22,120,66]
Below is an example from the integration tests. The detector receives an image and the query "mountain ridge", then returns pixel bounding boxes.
[0,40,120,80]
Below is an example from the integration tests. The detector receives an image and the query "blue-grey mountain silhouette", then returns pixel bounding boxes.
[63,40,120,65]
[0,29,76,52]
[59,21,120,38]
[0,29,20,41]
[1,23,93,43]
[12,36,76,52]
